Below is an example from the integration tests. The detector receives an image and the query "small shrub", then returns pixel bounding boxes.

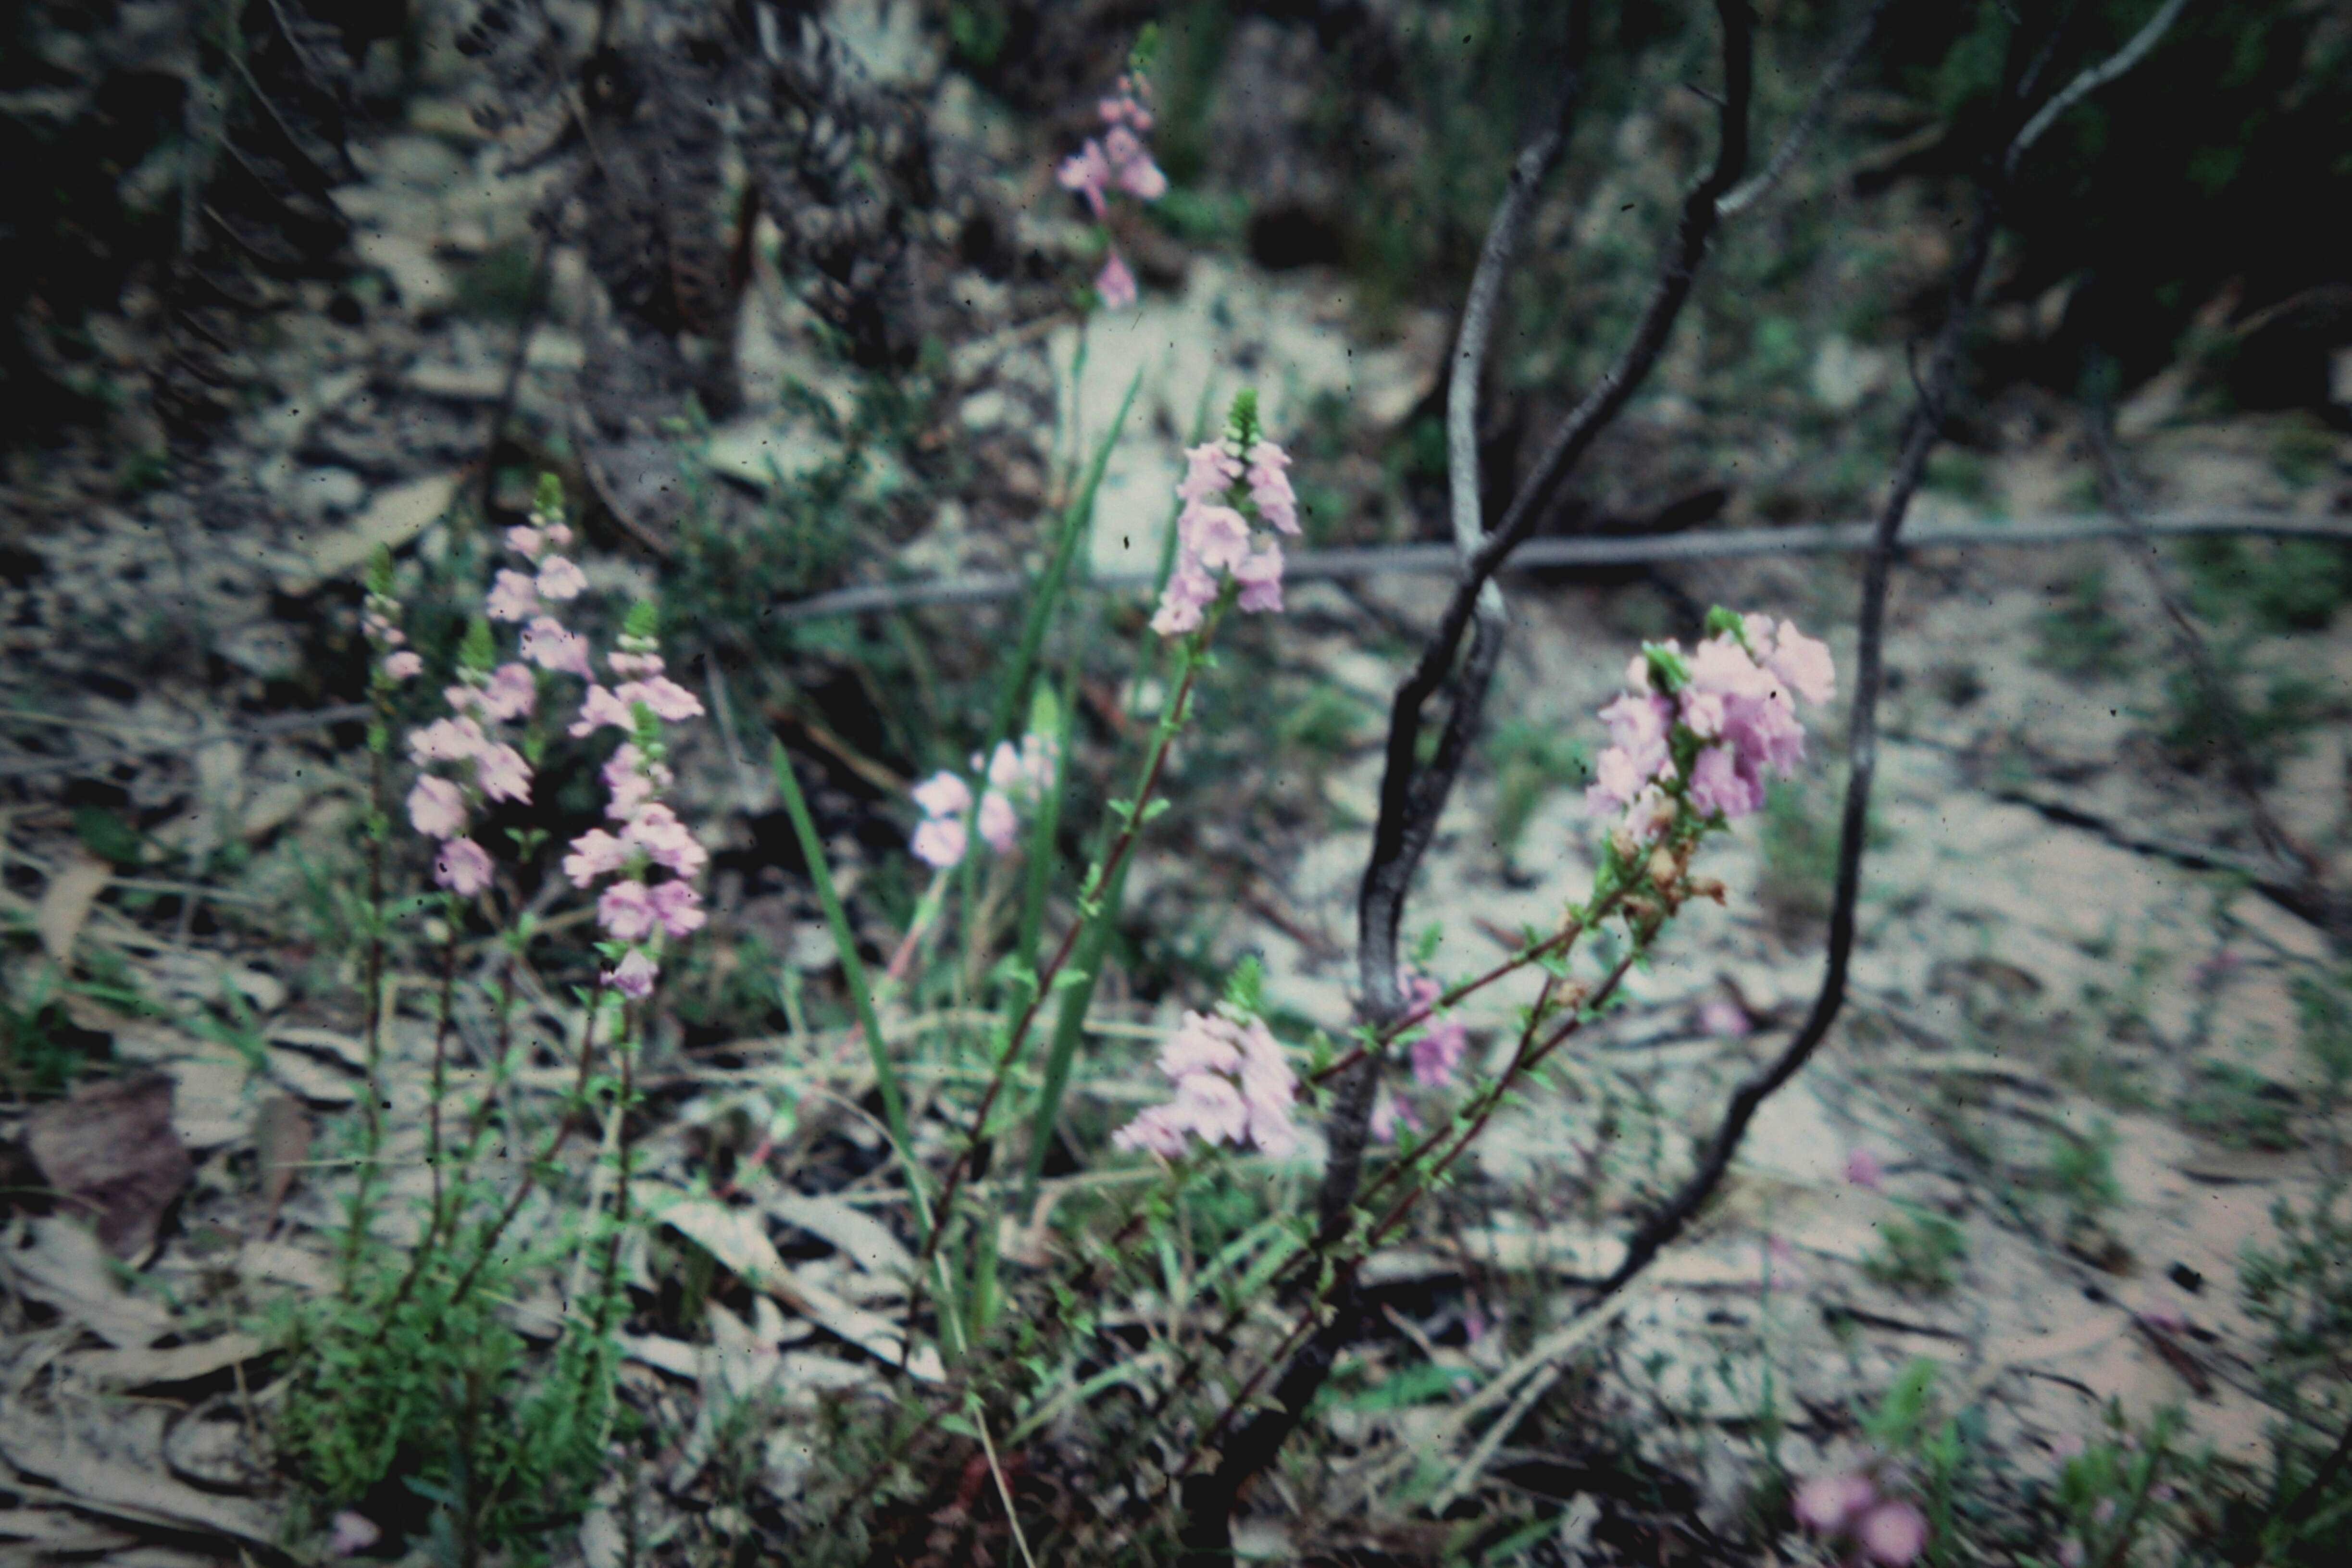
[1864,1204,1969,1293]
[2032,569,2131,679]
[2179,1060,2300,1150]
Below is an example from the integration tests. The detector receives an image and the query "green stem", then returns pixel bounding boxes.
[769,740,932,1246]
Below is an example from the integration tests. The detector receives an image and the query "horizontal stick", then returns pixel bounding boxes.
[766,510,2335,622]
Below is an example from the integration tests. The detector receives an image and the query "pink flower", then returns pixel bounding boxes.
[563,828,630,887]
[570,684,634,738]
[1846,1147,1886,1191]
[1681,688,1726,739]
[521,616,594,677]
[1119,1011,1297,1159]
[435,837,494,896]
[1246,441,1299,534]
[444,683,488,719]
[384,650,423,682]
[613,676,704,722]
[602,744,671,821]
[504,525,546,560]
[912,770,972,820]
[1160,1012,1246,1078]
[485,569,539,622]
[474,743,532,803]
[328,1511,381,1557]
[535,555,587,601]
[1233,539,1284,613]
[1177,441,1244,505]
[1151,554,1219,637]
[1235,1018,1298,1158]
[1600,692,1675,781]
[411,716,486,764]
[598,880,659,942]
[911,816,967,869]
[407,775,467,838]
[1057,138,1110,216]
[1181,504,1252,571]
[977,789,1019,854]
[1411,1016,1469,1087]
[1369,1087,1420,1142]
[1585,745,1644,812]
[1689,743,1762,820]
[606,949,659,998]
[1697,997,1751,1037]
[1623,784,1676,845]
[608,650,665,678]
[1793,1471,1878,1534]
[1625,653,1652,693]
[1095,251,1138,310]
[1103,126,1166,201]
[1767,621,1836,706]
[1855,1501,1929,1566]
[649,879,705,937]
[480,662,536,722]
[622,802,707,876]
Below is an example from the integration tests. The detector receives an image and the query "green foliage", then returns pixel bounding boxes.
[1279,683,1374,755]
[0,966,111,1096]
[2178,1060,2299,1151]
[275,1253,620,1561]
[2181,536,2352,635]
[2159,654,2329,781]
[2032,569,2132,680]
[2034,1405,2187,1568]
[1487,719,1590,866]
[1863,1203,1968,1293]
[455,240,544,322]
[2048,1119,2122,1227]
[2236,1173,2352,1562]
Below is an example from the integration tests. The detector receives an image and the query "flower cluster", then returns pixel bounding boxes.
[1151,403,1298,637]
[560,608,708,998]
[1057,70,1166,309]
[907,729,1060,870]
[1792,1468,1928,1567]
[1585,611,1835,848]
[363,570,423,688]
[1114,1008,1298,1160]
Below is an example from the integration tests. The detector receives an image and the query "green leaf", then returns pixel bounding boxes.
[73,805,144,866]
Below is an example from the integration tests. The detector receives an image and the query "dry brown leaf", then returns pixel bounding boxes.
[660,1197,942,1381]
[25,1072,192,1257]
[254,1093,310,1229]
[0,1402,276,1548]
[36,852,111,965]
[65,1333,264,1388]
[1,1218,175,1347]
[769,1192,915,1281]
[292,470,460,586]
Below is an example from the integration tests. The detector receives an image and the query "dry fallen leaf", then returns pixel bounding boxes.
[36,852,112,965]
[292,469,460,586]
[660,1197,943,1381]
[1,1218,175,1348]
[254,1093,311,1229]
[26,1073,193,1258]
[0,1401,276,1549]
[65,1333,265,1388]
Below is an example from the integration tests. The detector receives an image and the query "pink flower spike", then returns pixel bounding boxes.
[1625,653,1652,693]
[475,743,533,804]
[504,525,546,560]
[1767,621,1837,706]
[570,684,634,738]
[411,716,486,764]
[1181,504,1253,571]
[1689,743,1762,821]
[911,770,973,820]
[598,880,659,942]
[563,828,629,888]
[613,676,704,722]
[1246,440,1299,534]
[606,949,659,999]
[485,569,539,622]
[1855,1501,1929,1566]
[911,816,967,869]
[649,879,706,937]
[607,650,666,679]
[621,803,707,877]
[384,650,423,682]
[1057,139,1110,216]
[1177,441,1244,505]
[1095,251,1138,310]
[1585,746,1643,813]
[1846,1147,1887,1191]
[435,837,494,896]
[1793,1472,1878,1534]
[481,662,536,722]
[977,790,1019,854]
[1234,539,1284,613]
[520,616,594,678]
[328,1511,381,1558]
[535,555,587,602]
[407,775,467,838]
[1410,1017,1468,1087]
[1104,127,1167,201]
[1159,1012,1244,1079]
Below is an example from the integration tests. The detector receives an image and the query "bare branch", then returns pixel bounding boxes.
[2007,0,2192,173]
[1717,0,1897,219]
